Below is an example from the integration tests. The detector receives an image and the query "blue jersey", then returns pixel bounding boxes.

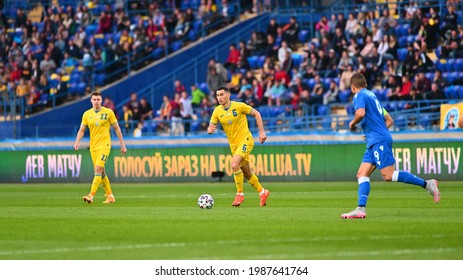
[353,88,392,148]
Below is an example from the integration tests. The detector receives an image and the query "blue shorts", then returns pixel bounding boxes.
[362,141,396,170]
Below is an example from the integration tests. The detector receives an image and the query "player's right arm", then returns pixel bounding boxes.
[459,114,463,128]
[73,124,87,151]
[207,107,219,134]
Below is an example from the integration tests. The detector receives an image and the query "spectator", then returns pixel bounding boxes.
[14,8,27,29]
[137,97,153,122]
[170,92,183,136]
[206,66,225,95]
[266,79,286,106]
[310,75,325,105]
[433,70,447,90]
[339,64,355,91]
[424,82,444,100]
[414,72,432,97]
[126,92,140,119]
[180,91,193,135]
[174,80,186,95]
[266,18,278,38]
[278,41,292,70]
[121,105,133,134]
[282,16,299,47]
[40,53,56,77]
[133,122,144,138]
[265,34,279,59]
[103,96,116,114]
[8,41,24,66]
[443,4,458,35]
[97,11,112,34]
[324,80,339,104]
[224,44,240,71]
[190,84,206,108]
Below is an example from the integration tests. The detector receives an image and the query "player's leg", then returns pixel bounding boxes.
[341,149,376,219]
[241,163,270,207]
[100,149,115,203]
[378,142,440,203]
[231,154,245,207]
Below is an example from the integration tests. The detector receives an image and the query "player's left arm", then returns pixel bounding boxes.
[383,109,394,129]
[249,108,267,144]
[112,122,127,155]
[349,108,365,131]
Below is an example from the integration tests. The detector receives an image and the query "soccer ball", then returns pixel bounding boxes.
[197,194,214,209]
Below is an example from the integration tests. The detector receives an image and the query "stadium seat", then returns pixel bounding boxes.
[317,105,329,115]
[445,59,456,72]
[398,37,408,48]
[298,30,309,43]
[394,115,407,130]
[291,53,303,68]
[257,56,266,68]
[247,56,258,69]
[419,114,431,128]
[397,48,407,62]
[199,82,209,94]
[187,30,197,41]
[151,47,164,60]
[171,41,183,52]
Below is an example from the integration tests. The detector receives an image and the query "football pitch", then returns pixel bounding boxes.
[0,181,462,260]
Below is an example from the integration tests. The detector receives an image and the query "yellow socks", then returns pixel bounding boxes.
[247,173,263,193]
[101,175,113,196]
[233,170,244,194]
[90,174,102,196]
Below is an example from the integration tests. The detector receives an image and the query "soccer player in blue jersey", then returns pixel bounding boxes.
[208,86,270,207]
[341,73,440,219]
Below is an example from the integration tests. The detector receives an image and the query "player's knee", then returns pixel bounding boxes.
[381,174,393,181]
[231,162,241,172]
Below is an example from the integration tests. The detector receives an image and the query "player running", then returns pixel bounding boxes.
[208,86,270,207]
[341,73,440,219]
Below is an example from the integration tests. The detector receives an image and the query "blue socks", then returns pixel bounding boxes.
[357,177,370,207]
[392,171,426,188]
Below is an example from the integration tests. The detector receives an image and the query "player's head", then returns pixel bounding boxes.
[215,86,231,106]
[90,91,103,109]
[350,73,367,93]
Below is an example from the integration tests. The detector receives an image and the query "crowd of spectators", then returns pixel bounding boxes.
[195,0,461,122]
[0,0,242,119]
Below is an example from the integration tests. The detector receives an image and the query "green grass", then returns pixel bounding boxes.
[0,181,462,260]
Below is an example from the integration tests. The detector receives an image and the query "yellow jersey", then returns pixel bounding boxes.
[210,101,253,149]
[81,106,117,151]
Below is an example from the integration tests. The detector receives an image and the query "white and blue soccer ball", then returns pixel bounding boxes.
[197,194,214,209]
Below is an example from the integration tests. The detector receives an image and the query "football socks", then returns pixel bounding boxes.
[357,177,370,207]
[233,170,244,194]
[90,173,102,196]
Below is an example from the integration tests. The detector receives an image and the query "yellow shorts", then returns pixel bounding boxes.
[90,148,111,168]
[231,139,254,167]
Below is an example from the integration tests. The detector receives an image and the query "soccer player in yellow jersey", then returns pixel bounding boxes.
[74,92,127,204]
[208,86,270,207]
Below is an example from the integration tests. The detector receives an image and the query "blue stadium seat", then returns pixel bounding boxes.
[419,114,431,128]
[394,115,407,130]
[291,53,303,68]
[445,59,456,72]
[171,41,183,52]
[257,55,266,68]
[187,30,196,41]
[151,47,164,60]
[298,30,309,43]
[247,56,258,69]
[397,48,407,62]
[199,82,209,95]
[317,105,329,115]
[398,37,408,48]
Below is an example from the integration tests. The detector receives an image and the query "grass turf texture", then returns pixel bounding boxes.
[0,182,462,260]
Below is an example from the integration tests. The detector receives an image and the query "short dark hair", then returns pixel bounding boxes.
[350,73,367,88]
[91,91,102,97]
[216,86,230,94]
